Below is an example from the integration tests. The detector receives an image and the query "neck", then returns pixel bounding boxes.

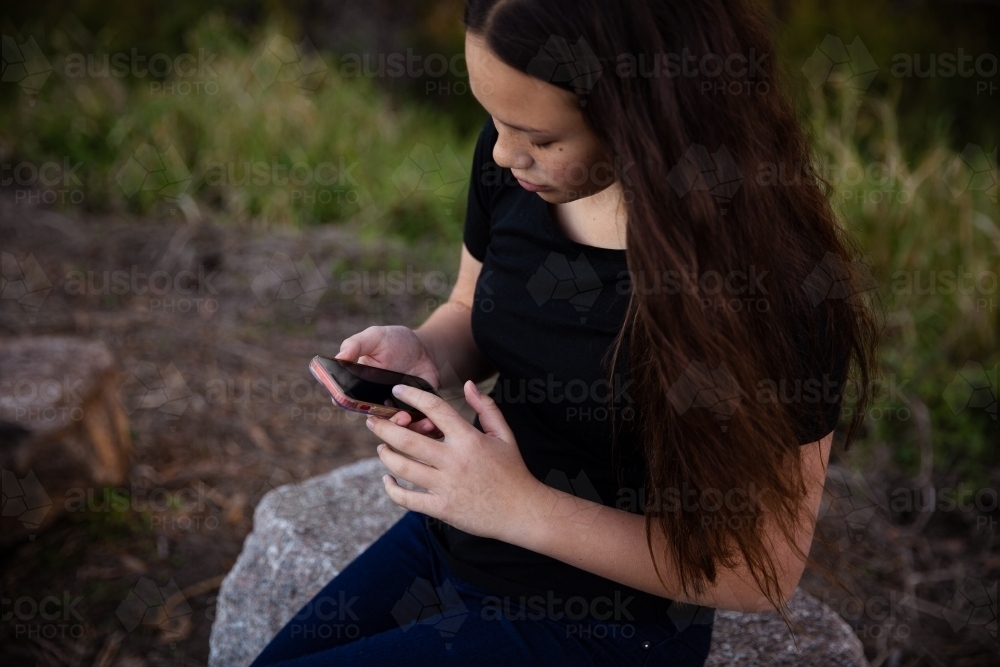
[550,181,628,250]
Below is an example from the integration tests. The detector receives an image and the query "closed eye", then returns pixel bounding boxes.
[530,140,554,149]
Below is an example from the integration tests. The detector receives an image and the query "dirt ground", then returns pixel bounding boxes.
[1,194,997,666]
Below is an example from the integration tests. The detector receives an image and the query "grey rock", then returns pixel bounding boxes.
[707,592,869,667]
[209,458,869,667]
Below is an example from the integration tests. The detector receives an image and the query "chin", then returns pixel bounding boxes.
[535,190,570,204]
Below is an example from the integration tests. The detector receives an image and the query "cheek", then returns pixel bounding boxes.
[546,154,597,188]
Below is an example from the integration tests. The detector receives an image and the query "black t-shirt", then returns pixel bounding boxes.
[426,117,847,625]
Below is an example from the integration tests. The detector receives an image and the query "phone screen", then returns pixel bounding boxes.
[312,356,435,408]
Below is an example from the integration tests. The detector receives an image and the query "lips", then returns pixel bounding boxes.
[515,178,549,193]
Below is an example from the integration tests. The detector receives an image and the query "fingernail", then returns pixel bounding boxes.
[366,418,373,429]
[391,385,403,396]
[377,444,384,454]
[471,381,480,395]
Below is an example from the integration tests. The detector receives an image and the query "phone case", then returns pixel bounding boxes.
[309,357,406,418]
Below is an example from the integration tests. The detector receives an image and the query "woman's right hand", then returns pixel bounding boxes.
[336,326,443,436]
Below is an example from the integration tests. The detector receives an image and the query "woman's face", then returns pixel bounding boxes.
[465,33,615,204]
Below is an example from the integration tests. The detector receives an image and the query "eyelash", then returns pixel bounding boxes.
[530,141,553,149]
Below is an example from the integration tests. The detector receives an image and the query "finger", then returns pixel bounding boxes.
[389,385,467,434]
[410,417,443,438]
[381,474,436,515]
[392,411,438,436]
[368,416,443,467]
[377,443,436,489]
[464,381,514,441]
[390,411,412,427]
[336,327,385,362]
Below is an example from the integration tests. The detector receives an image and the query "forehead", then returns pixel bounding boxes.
[465,33,580,132]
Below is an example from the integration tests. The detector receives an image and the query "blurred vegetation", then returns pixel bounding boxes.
[0,2,996,479]
[801,87,997,486]
[0,11,475,245]
[770,0,999,152]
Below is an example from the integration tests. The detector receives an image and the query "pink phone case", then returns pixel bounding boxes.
[309,357,401,417]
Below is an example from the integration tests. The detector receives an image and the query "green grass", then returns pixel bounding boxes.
[0,16,476,246]
[805,86,998,484]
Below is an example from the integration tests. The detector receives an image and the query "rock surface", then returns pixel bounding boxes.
[209,457,870,667]
[0,336,132,548]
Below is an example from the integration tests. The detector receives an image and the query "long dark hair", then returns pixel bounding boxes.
[465,0,880,614]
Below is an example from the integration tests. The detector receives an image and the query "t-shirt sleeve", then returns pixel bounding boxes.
[788,306,851,445]
[463,117,499,262]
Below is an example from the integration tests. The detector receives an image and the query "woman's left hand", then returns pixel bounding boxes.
[368,381,541,542]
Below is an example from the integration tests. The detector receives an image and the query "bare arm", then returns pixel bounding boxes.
[375,380,836,613]
[413,245,495,388]
[507,431,834,612]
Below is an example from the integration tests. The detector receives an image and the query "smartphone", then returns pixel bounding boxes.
[309,355,437,420]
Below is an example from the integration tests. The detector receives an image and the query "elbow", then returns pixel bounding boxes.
[745,569,803,614]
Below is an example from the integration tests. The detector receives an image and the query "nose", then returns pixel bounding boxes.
[492,126,533,171]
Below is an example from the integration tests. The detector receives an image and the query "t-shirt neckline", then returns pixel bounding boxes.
[535,195,628,263]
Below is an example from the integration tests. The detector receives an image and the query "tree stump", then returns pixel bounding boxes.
[1,336,132,549]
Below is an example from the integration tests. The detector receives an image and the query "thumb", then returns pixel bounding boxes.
[336,339,360,361]
[464,381,512,441]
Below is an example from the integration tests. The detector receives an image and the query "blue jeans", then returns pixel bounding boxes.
[250,511,712,666]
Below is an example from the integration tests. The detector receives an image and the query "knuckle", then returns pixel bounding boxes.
[386,483,404,506]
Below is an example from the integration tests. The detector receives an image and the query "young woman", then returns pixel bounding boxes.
[251,0,878,665]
